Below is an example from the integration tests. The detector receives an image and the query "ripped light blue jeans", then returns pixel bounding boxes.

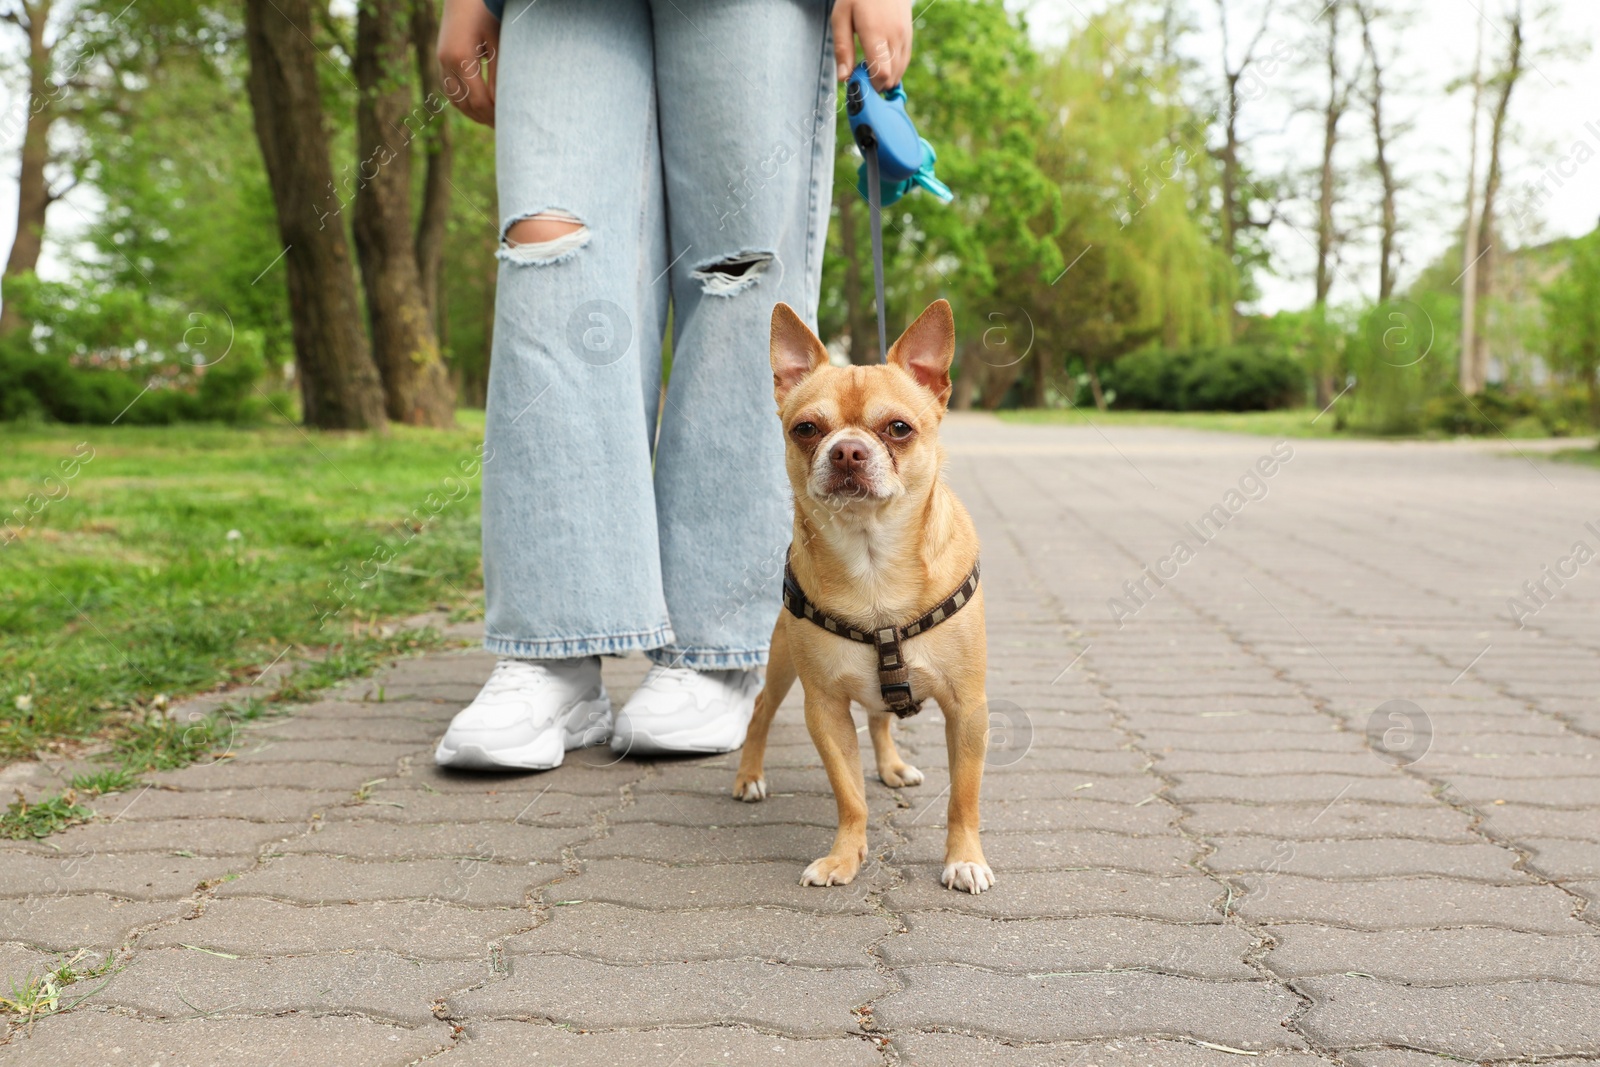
[481,0,837,669]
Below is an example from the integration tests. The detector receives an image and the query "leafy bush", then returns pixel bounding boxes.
[1109,346,1303,411]
[1421,385,1571,437]
[1542,227,1600,428]
[1342,295,1457,435]
[0,276,271,425]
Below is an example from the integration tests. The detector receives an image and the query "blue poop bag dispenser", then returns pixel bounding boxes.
[845,63,952,361]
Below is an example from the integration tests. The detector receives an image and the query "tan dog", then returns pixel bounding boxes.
[732,299,993,894]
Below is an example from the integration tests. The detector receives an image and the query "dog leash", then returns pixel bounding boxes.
[782,70,966,716]
[845,64,952,363]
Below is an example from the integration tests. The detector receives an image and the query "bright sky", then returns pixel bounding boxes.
[1,0,1596,316]
[1021,0,1600,313]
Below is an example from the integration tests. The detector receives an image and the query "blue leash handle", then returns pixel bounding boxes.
[846,64,954,207]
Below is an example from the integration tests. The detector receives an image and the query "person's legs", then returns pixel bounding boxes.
[605,0,835,756]
[481,0,670,660]
[647,0,838,668]
[442,0,669,769]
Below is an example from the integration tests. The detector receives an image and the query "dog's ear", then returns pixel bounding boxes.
[887,299,955,408]
[770,303,830,403]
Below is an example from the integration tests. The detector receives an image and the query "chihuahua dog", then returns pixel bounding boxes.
[732,299,993,894]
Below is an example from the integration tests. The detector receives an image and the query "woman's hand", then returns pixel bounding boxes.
[438,0,500,127]
[832,0,913,90]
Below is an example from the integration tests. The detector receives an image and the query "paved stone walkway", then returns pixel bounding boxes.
[3,416,1599,1065]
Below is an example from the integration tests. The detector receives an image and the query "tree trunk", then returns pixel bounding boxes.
[1312,0,1346,409]
[412,0,453,329]
[951,371,975,411]
[245,0,388,429]
[1460,18,1485,394]
[1588,359,1600,428]
[1031,337,1050,408]
[979,356,1022,411]
[1086,359,1107,411]
[1472,4,1523,394]
[477,251,496,407]
[1,0,55,335]
[838,189,877,365]
[354,0,456,427]
[1218,72,1242,338]
[1211,0,1272,340]
[951,338,980,411]
[1357,3,1397,302]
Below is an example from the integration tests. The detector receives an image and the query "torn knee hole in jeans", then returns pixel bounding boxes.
[500,210,590,265]
[691,252,775,296]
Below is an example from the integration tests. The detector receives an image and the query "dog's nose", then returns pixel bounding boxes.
[830,439,870,472]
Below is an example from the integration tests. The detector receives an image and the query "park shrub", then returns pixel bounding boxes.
[1421,385,1574,438]
[1109,345,1303,412]
[0,276,271,425]
[1342,295,1457,435]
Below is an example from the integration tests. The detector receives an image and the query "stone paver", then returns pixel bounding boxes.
[877,914,1259,977]
[92,948,483,1026]
[897,1033,1336,1065]
[873,967,1302,1047]
[1267,925,1600,982]
[427,1021,882,1065]
[139,898,533,959]
[213,854,558,907]
[0,1012,450,1066]
[449,956,889,1035]
[4,418,1599,1062]
[0,895,190,953]
[1298,975,1600,1058]
[504,901,890,965]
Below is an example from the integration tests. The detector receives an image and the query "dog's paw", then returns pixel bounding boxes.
[941,860,995,895]
[801,853,861,887]
[879,762,924,788]
[732,775,768,803]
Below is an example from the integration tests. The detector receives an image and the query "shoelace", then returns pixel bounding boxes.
[478,659,555,699]
[639,666,705,692]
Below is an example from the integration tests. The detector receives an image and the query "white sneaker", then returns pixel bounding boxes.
[435,657,612,770]
[610,665,760,756]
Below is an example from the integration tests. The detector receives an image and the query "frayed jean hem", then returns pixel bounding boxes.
[645,646,769,670]
[485,622,674,661]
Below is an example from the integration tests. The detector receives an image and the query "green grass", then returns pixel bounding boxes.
[0,790,93,840]
[68,766,141,796]
[996,407,1346,438]
[0,950,116,1025]
[996,406,1592,441]
[1552,446,1600,468]
[1,416,487,760]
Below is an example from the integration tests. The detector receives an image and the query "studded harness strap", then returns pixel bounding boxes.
[782,554,981,718]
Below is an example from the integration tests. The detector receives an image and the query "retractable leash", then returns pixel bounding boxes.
[845,63,953,363]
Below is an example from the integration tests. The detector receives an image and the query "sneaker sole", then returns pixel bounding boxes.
[436,696,612,771]
[610,712,751,757]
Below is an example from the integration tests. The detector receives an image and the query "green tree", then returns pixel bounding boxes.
[435,117,497,407]
[1543,228,1600,428]
[0,0,202,333]
[1017,7,1231,408]
[74,7,293,379]
[821,0,1063,378]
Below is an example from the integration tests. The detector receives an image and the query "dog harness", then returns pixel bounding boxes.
[782,555,980,718]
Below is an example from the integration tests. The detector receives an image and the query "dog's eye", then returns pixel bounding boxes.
[791,421,820,439]
[885,420,914,439]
